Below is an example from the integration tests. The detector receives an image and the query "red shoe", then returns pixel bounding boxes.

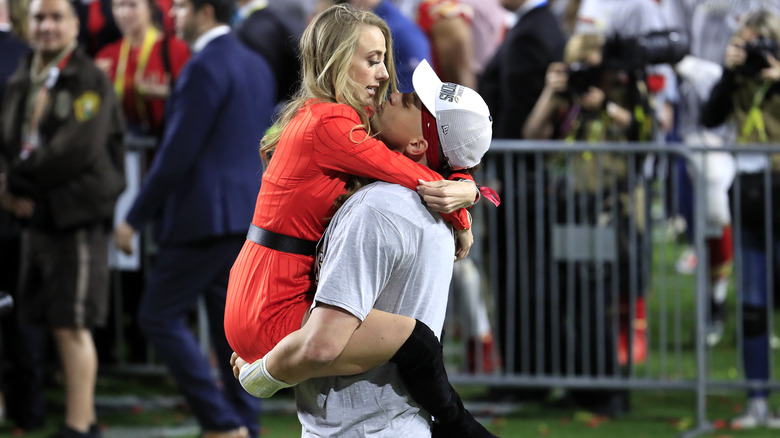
[467,334,501,373]
[619,297,647,366]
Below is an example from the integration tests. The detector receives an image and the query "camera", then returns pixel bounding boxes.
[567,62,603,96]
[564,30,688,96]
[602,30,689,71]
[740,36,779,76]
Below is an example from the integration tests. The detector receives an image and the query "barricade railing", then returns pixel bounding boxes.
[444,140,780,438]
[103,137,780,437]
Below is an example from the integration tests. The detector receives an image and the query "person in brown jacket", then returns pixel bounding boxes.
[0,0,125,436]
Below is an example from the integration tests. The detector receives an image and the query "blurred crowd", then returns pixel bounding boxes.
[2,0,780,436]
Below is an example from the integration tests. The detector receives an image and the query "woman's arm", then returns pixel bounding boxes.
[314,107,477,229]
[523,62,567,139]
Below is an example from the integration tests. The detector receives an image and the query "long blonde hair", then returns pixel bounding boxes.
[259,4,397,163]
[740,9,780,46]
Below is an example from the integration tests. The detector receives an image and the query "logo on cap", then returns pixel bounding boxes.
[439,83,463,103]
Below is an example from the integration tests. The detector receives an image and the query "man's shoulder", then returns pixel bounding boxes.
[339,182,440,228]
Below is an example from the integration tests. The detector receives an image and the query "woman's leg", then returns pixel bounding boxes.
[738,226,770,399]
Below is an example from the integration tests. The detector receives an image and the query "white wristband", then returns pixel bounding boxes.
[239,356,293,398]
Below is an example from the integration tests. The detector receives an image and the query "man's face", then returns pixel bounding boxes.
[28,0,79,57]
[373,92,424,153]
[170,0,198,43]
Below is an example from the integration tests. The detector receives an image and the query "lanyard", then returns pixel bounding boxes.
[114,28,158,122]
[740,80,772,143]
[21,51,73,160]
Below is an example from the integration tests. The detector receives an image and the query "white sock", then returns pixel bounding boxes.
[239,356,293,398]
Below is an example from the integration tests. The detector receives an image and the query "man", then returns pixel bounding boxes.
[235,60,496,437]
[0,0,125,436]
[113,0,275,436]
[480,0,565,139]
[232,0,304,104]
[478,0,565,403]
[0,0,47,432]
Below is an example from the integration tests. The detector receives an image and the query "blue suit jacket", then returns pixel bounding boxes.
[375,0,431,93]
[126,32,275,244]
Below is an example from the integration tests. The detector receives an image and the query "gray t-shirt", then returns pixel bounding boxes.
[296,181,455,438]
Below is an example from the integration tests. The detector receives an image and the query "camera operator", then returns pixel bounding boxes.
[522,31,651,417]
[701,10,780,430]
[524,32,646,145]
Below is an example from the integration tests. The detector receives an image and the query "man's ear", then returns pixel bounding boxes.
[405,136,428,160]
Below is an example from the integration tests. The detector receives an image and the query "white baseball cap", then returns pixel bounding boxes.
[412,59,493,169]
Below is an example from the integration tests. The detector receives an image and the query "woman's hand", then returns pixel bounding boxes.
[136,72,171,99]
[545,62,568,94]
[417,179,477,213]
[455,228,473,261]
[762,54,780,82]
[724,36,747,70]
[581,86,605,111]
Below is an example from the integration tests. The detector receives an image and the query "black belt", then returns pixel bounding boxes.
[246,224,317,256]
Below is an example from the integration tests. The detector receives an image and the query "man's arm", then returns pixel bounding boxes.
[265,304,361,383]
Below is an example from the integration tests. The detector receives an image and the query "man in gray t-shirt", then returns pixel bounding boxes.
[296,180,454,437]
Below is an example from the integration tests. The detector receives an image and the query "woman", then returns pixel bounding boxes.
[95,0,189,139]
[522,32,650,414]
[224,5,489,435]
[702,10,780,430]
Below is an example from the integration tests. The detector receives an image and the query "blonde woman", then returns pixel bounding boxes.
[702,10,780,430]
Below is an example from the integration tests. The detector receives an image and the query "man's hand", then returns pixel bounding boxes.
[114,221,136,255]
[0,190,34,217]
[231,351,249,380]
[455,228,473,261]
[417,179,477,213]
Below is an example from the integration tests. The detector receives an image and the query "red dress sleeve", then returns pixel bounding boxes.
[313,106,471,230]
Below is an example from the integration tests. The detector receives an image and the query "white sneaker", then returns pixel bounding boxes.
[675,247,697,275]
[705,320,724,347]
[768,410,780,429]
[731,398,770,429]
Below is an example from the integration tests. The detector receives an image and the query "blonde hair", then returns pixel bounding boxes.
[564,32,605,65]
[740,10,780,45]
[259,4,397,163]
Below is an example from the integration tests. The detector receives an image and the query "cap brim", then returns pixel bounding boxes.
[412,59,442,116]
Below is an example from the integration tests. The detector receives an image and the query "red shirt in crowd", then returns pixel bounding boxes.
[95,32,190,137]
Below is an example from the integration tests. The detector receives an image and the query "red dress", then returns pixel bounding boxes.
[95,34,190,137]
[224,100,469,362]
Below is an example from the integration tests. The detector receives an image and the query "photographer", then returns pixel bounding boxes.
[701,10,780,430]
[521,31,653,417]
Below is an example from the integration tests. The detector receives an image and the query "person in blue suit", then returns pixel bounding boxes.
[113,0,275,436]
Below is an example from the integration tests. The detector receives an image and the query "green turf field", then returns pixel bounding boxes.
[3,235,779,438]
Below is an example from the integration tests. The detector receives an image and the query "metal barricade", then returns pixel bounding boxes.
[445,140,780,437]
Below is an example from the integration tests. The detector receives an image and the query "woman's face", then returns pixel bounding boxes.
[348,24,390,107]
[113,0,152,36]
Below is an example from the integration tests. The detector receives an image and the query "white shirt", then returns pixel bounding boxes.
[192,25,231,53]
